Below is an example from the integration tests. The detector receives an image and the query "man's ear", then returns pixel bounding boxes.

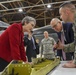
[65,8,70,15]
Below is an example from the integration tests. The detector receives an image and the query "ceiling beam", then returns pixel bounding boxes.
[0,0,76,12]
[40,0,46,9]
[8,16,59,23]
[0,0,22,4]
[35,12,44,18]
[26,0,41,13]
[40,0,47,26]
[0,3,8,9]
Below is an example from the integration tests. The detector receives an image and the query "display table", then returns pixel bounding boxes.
[0,58,60,75]
[0,61,76,75]
[0,72,2,75]
[47,61,76,75]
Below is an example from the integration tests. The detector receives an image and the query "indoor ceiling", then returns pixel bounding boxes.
[0,0,76,28]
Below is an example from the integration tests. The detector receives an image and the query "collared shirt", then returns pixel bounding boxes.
[40,37,55,55]
[61,28,66,42]
[31,37,36,50]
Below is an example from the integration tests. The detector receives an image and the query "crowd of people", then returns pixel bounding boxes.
[0,1,76,72]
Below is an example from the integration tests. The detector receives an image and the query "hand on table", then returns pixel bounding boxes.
[62,61,76,68]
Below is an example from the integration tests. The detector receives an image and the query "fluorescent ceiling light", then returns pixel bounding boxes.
[18,8,23,12]
[47,4,51,8]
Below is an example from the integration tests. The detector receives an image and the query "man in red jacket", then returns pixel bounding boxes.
[0,16,36,72]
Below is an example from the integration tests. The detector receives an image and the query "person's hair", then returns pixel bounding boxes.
[51,18,61,24]
[53,18,60,22]
[21,16,36,26]
[44,31,48,34]
[59,2,75,12]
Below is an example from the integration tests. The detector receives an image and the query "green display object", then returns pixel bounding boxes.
[1,58,60,75]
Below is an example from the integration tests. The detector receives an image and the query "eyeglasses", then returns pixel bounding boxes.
[30,23,35,27]
[52,22,59,29]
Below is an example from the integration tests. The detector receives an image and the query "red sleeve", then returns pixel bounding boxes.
[20,41,27,62]
[8,24,26,61]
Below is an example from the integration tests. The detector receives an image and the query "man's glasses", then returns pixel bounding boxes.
[52,22,59,29]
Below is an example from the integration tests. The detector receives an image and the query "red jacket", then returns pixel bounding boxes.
[0,23,26,62]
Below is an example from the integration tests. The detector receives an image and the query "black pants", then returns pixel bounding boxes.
[66,52,74,60]
[57,50,63,60]
[57,50,74,60]
[27,50,37,62]
[0,58,9,72]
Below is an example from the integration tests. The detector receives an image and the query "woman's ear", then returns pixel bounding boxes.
[24,22,26,26]
[24,22,29,26]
